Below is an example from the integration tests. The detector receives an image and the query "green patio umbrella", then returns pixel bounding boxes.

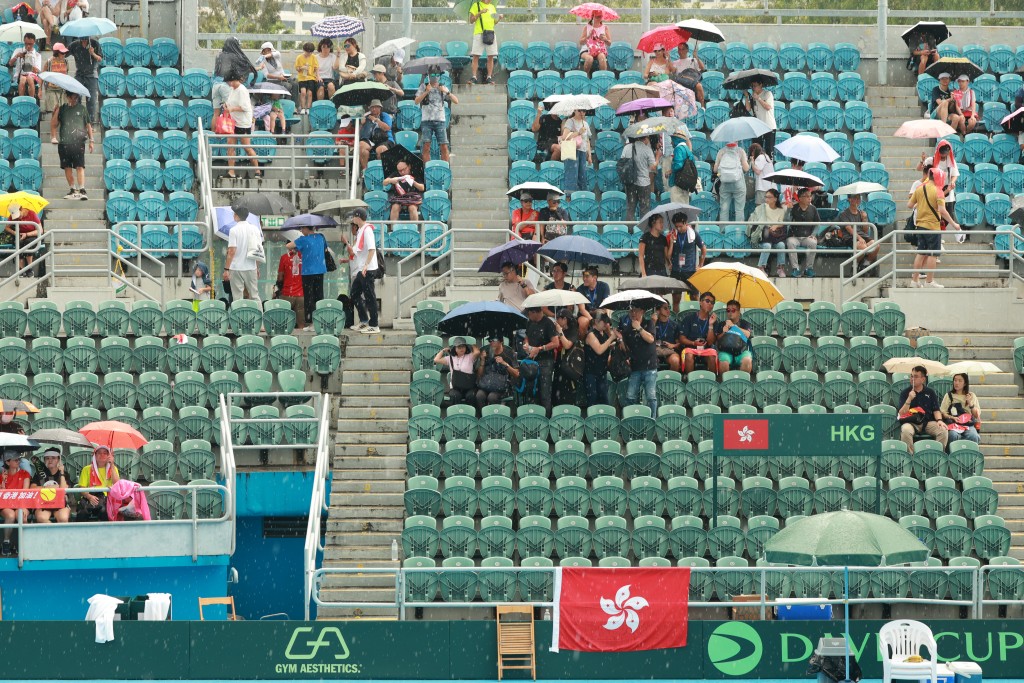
[764,510,929,567]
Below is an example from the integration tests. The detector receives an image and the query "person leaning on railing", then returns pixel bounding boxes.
[1,449,31,555]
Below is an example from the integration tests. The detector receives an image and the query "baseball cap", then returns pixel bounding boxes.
[957,74,969,81]
[3,449,19,461]
[52,42,68,53]
[546,191,561,201]
[350,208,368,221]
[261,41,274,51]
[938,72,951,79]
[371,64,387,74]
[8,202,20,217]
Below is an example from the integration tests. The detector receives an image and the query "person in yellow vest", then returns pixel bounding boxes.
[468,0,501,85]
[77,445,120,522]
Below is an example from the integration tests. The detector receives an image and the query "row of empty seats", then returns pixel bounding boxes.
[96,37,181,69]
[928,43,1024,75]
[100,98,213,132]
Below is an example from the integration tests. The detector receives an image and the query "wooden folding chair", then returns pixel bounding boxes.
[198,596,237,621]
[496,605,536,680]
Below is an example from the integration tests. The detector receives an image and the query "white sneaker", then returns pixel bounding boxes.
[302,326,313,332]
[923,280,944,288]
[349,323,367,331]
[909,279,922,288]
[63,189,78,199]
[360,326,380,334]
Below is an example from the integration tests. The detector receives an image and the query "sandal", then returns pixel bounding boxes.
[485,76,495,84]
[226,171,237,179]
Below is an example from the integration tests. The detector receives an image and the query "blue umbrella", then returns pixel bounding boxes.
[709,115,772,142]
[479,239,542,273]
[39,72,90,98]
[436,301,526,338]
[282,213,337,230]
[310,15,365,38]
[537,235,614,265]
[59,17,117,37]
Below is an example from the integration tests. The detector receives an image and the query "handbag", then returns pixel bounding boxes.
[324,245,337,272]
[448,356,476,392]
[903,213,918,246]
[476,5,495,45]
[674,157,699,192]
[213,106,235,135]
[608,347,631,381]
[246,240,266,264]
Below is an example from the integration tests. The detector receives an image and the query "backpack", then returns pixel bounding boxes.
[560,342,585,381]
[617,143,639,186]
[718,148,743,184]
[608,347,631,381]
[674,157,699,193]
[516,359,541,398]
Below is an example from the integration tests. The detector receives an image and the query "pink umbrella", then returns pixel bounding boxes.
[569,3,619,20]
[1000,106,1024,129]
[615,97,672,115]
[893,119,957,139]
[653,79,698,120]
[637,25,690,54]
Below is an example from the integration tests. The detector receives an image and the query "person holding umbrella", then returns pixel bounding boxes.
[5,202,42,273]
[668,129,695,204]
[67,33,102,123]
[371,65,404,116]
[76,444,119,522]
[433,337,481,408]
[522,307,559,414]
[643,44,673,84]
[511,192,539,241]
[582,313,617,407]
[538,192,571,243]
[415,66,458,163]
[837,193,880,271]
[285,224,329,328]
[224,73,261,179]
[742,78,777,157]
[909,31,939,75]
[579,10,611,75]
[42,41,69,114]
[31,449,71,524]
[714,140,750,224]
[50,90,92,200]
[930,73,963,133]
[533,104,563,161]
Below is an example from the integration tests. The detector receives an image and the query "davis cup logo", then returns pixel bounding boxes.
[708,622,764,676]
[600,585,648,633]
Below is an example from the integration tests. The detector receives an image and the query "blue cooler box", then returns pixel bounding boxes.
[950,662,982,683]
[775,598,833,620]
[926,665,955,683]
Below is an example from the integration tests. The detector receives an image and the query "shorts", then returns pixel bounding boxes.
[298,79,318,91]
[421,119,449,146]
[230,126,252,136]
[57,141,85,169]
[471,32,499,57]
[916,229,941,255]
[718,349,752,367]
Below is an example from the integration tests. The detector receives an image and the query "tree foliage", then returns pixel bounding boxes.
[199,0,287,35]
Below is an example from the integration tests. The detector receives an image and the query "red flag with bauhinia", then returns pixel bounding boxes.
[722,418,770,450]
[551,567,691,652]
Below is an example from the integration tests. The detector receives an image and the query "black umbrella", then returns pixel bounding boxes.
[675,19,725,43]
[619,275,690,294]
[380,144,425,182]
[925,58,982,81]
[436,301,527,338]
[332,81,395,108]
[901,21,950,48]
[723,68,779,90]
[234,192,296,216]
[403,56,452,75]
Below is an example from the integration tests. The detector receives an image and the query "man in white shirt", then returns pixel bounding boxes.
[342,208,380,334]
[8,33,41,98]
[222,205,264,306]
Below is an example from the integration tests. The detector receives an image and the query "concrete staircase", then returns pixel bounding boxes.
[318,330,414,619]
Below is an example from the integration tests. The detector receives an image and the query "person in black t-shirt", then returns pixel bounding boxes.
[532,106,563,161]
[897,365,948,452]
[639,215,670,276]
[678,292,718,373]
[652,301,682,371]
[619,304,658,413]
[522,307,559,414]
[583,313,618,408]
[31,450,71,523]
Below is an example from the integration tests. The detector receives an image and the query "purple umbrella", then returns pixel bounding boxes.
[615,97,673,115]
[479,239,542,273]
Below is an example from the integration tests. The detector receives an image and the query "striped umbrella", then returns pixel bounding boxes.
[310,15,365,38]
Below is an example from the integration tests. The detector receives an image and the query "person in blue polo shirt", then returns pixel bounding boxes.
[286,225,328,329]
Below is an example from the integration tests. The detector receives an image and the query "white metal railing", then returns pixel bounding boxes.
[225,392,326,452]
[110,220,211,285]
[303,394,334,620]
[218,393,239,555]
[196,119,216,266]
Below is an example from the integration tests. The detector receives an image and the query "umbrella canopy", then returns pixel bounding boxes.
[479,239,543,272]
[901,21,950,48]
[507,181,563,201]
[543,93,609,110]
[311,15,365,38]
[380,144,425,182]
[652,79,699,120]
[372,37,415,59]
[710,116,771,142]
[570,3,619,20]
[1000,106,1024,131]
[522,290,589,310]
[537,235,615,265]
[615,97,673,116]
[0,399,38,414]
[675,19,725,43]
[234,192,296,216]
[549,94,609,117]
[688,262,785,309]
[893,119,957,139]
[600,289,667,311]
[763,168,825,187]
[0,191,48,215]
[0,21,43,43]
[282,213,337,230]
[248,81,293,96]
[311,197,368,217]
[604,84,661,109]
[437,301,527,338]
[882,356,950,376]
[452,0,477,20]
[832,181,888,196]
[637,25,690,54]
[625,116,688,139]
[619,275,689,294]
[723,68,779,90]
[775,135,839,163]
[765,511,929,567]
[40,71,91,98]
[638,202,701,230]
[944,360,1002,375]
[30,428,93,448]
[60,17,117,37]
[0,433,39,450]
[333,81,395,108]
[925,57,982,81]
[79,421,148,451]
[403,56,452,75]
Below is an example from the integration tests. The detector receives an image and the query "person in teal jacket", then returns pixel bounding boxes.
[669,130,695,204]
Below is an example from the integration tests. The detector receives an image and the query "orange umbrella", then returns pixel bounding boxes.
[0,399,39,414]
[79,421,149,451]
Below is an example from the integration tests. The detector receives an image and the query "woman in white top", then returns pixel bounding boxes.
[643,45,673,84]
[255,43,289,82]
[560,109,592,194]
[316,38,339,101]
[224,75,261,179]
[749,142,774,206]
[743,78,777,157]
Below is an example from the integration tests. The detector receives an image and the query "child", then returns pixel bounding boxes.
[190,261,212,311]
[295,41,320,115]
[267,94,286,135]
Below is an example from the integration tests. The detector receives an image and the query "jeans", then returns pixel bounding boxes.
[758,241,786,268]
[948,426,981,444]
[562,150,587,194]
[533,358,554,414]
[626,369,657,414]
[77,74,99,122]
[786,235,818,270]
[582,372,609,409]
[625,183,651,223]
[301,273,324,324]
[718,179,747,222]
[349,271,378,327]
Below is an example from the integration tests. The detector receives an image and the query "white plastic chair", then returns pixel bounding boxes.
[878,619,938,683]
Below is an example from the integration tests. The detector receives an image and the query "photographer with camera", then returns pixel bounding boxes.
[415,67,458,162]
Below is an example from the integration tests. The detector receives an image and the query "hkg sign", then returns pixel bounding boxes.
[713,414,883,458]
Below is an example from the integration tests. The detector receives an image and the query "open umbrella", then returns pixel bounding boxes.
[333,81,395,108]
[0,433,39,450]
[39,71,91,98]
[882,356,949,376]
[248,81,293,96]
[372,37,415,59]
[0,399,38,414]
[723,68,779,90]
[600,289,666,311]
[282,213,337,230]
[452,0,477,20]
[615,97,673,116]
[507,181,563,201]
[79,421,148,451]
[1000,106,1024,133]
[479,239,543,273]
[944,360,1002,375]
[59,17,117,37]
[548,95,609,117]
[543,94,609,110]
[522,290,589,310]
[710,116,771,142]
[619,275,689,294]
[675,19,725,43]
[687,261,784,309]
[380,144,425,182]
[437,301,527,338]
[637,25,690,54]
[0,191,48,215]
[638,202,701,230]
[570,3,619,20]
[604,84,661,109]
[925,57,982,81]
[30,428,92,448]
[311,197,367,217]
[403,56,452,75]
[653,79,699,120]
[901,21,950,48]
[311,15,365,38]
[234,192,296,216]
[893,119,957,139]
[0,21,44,43]
[538,234,615,265]
[763,168,825,187]
[624,116,687,139]
[775,135,839,163]
[832,181,887,196]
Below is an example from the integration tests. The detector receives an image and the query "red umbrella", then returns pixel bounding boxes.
[79,421,149,451]
[637,25,690,54]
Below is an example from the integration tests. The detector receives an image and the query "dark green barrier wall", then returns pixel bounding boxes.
[0,620,1020,679]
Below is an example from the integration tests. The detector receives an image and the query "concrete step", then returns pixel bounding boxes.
[334,468,407,481]
[337,406,410,420]
[974,432,1024,445]
[322,559,400,570]
[334,453,407,468]
[330,504,406,518]
[345,331,416,346]
[450,155,509,169]
[318,587,397,602]
[337,419,409,433]
[450,165,507,180]
[320,573,398,589]
[327,518,403,533]
[338,395,410,408]
[338,431,409,444]
[340,383,409,397]
[326,531,398,547]
[981,445,1024,457]
[331,479,405,494]
[342,370,411,383]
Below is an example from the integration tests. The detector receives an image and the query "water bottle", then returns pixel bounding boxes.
[542,608,551,621]
[391,539,398,562]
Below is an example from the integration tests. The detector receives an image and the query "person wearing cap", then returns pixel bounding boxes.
[618,303,658,413]
[477,336,519,406]
[316,38,340,103]
[510,192,539,242]
[497,261,536,312]
[537,192,571,243]
[523,306,559,413]
[643,44,673,84]
[1,449,30,554]
[50,90,93,200]
[286,223,330,329]
[373,47,404,83]
[415,67,459,163]
[4,202,42,273]
[341,208,380,333]
[295,42,320,115]
[468,0,501,85]
[582,313,618,407]
[222,204,264,305]
[433,336,480,408]
[930,72,963,132]
[67,34,102,123]
[371,64,403,116]
[951,75,977,135]
[42,41,70,115]
[31,450,71,524]
[669,128,695,204]
[358,99,394,171]
[255,42,290,85]
[339,37,368,84]
[77,445,119,522]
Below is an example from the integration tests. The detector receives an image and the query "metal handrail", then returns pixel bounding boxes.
[386,220,456,317]
[218,393,239,555]
[111,220,211,284]
[196,119,217,281]
[303,393,333,620]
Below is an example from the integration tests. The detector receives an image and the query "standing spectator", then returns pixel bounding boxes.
[468,0,500,85]
[533,105,563,161]
[619,304,658,413]
[433,338,480,408]
[941,373,981,445]
[8,33,40,98]
[897,365,947,452]
[930,139,959,219]
[214,37,255,83]
[639,214,669,276]
[522,306,559,414]
[668,211,705,308]
[713,300,753,375]
[582,313,617,407]
[749,188,787,277]
[255,42,292,88]
[552,308,581,406]
[907,166,960,288]
[669,130,695,204]
[224,74,261,179]
[743,79,777,157]
[930,73,963,132]
[643,45,673,84]
[560,108,592,194]
[909,32,938,75]
[537,192,570,243]
[784,187,820,278]
[338,37,368,85]
[714,141,750,223]
[5,203,42,272]
[343,208,380,334]
[576,266,610,314]
[375,48,404,82]
[222,205,264,306]
[621,135,656,223]
[274,242,304,332]
[315,39,339,102]
[50,91,93,200]
[384,159,425,221]
[0,449,30,553]
[497,261,536,311]
[672,42,705,105]
[76,445,119,522]
[358,99,393,172]
[31,450,72,524]
[579,11,610,74]
[749,142,773,205]
[511,193,539,241]
[42,42,69,115]
[476,335,519,406]
[679,292,718,374]
[952,75,977,135]
[370,64,403,116]
[294,42,320,115]
[652,301,682,371]
[837,193,880,272]
[190,261,212,310]
[415,67,459,163]
[287,225,329,328]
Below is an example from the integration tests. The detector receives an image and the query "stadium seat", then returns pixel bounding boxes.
[123,37,153,67]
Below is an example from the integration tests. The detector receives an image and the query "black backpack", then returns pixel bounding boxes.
[616,143,639,185]
[674,157,699,192]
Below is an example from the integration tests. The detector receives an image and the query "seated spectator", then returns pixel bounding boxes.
[668,211,705,308]
[537,192,570,243]
[930,73,963,132]
[77,445,119,522]
[383,159,425,222]
[784,187,819,278]
[941,373,981,445]
[643,45,673,84]
[576,266,610,314]
[579,12,611,74]
[476,335,519,406]
[255,42,291,86]
[274,242,304,331]
[8,33,40,98]
[671,42,705,106]
[255,94,287,135]
[338,37,368,85]
[545,261,572,291]
[190,261,213,310]
[837,193,880,272]
[0,449,30,554]
[497,261,536,311]
[909,31,938,75]
[619,304,658,413]
[639,215,670,277]
[371,65,403,117]
[434,337,480,408]
[533,106,563,161]
[583,313,617,407]
[714,300,753,375]
[4,202,41,272]
[780,159,818,207]
[951,75,977,135]
[416,67,458,163]
[749,188,787,278]
[358,99,393,171]
[316,38,339,102]
[897,365,948,452]
[652,301,682,371]
[37,0,60,43]
[679,291,718,373]
[375,48,404,82]
[295,42,320,116]
[522,307,559,414]
[31,450,71,524]
[511,193,539,241]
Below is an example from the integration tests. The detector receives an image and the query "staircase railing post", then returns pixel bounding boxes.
[877,0,889,86]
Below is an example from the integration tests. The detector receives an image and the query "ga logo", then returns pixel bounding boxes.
[284,626,351,660]
[708,622,763,676]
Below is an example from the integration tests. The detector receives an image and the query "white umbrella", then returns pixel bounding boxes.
[710,116,771,142]
[0,21,45,43]
[944,361,1003,375]
[832,181,888,196]
[547,94,609,117]
[894,119,957,139]
[882,357,950,376]
[599,289,667,311]
[372,37,415,59]
[763,169,825,187]
[675,19,725,43]
[775,135,840,163]
[507,181,564,201]
[0,433,40,450]
[522,290,589,309]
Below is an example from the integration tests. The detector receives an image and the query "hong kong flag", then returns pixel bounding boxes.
[722,418,769,450]
[551,567,691,653]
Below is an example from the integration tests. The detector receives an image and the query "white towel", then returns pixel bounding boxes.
[141,593,172,621]
[85,594,123,643]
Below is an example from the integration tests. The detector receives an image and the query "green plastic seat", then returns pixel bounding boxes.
[821,370,856,409]
[411,334,443,371]
[872,300,905,336]
[28,301,62,337]
[986,556,1024,601]
[179,438,216,480]
[443,404,478,442]
[854,370,888,408]
[135,371,171,409]
[655,370,685,406]
[478,475,515,517]
[409,404,443,441]
[228,300,263,335]
[199,335,233,374]
[29,337,62,374]
[776,476,812,517]
[178,404,214,442]
[406,438,442,478]
[839,301,872,337]
[913,440,947,480]
[129,300,164,336]
[208,370,242,408]
[619,404,655,441]
[165,335,200,373]
[946,556,980,601]
[714,555,754,598]
[695,439,715,480]
[196,299,228,335]
[740,476,776,517]
[591,475,627,517]
[961,475,998,519]
[96,336,132,374]
[745,308,774,337]
[169,370,206,410]
[847,336,882,374]
[812,475,849,513]
[163,299,196,335]
[923,475,961,519]
[477,516,515,559]
[513,404,549,442]
[887,475,924,518]
[666,476,703,517]
[0,338,27,375]
[685,370,719,407]
[788,370,823,408]
[631,514,668,559]
[973,515,1011,560]
[869,567,909,599]
[148,481,185,520]
[881,335,914,363]
[413,300,445,336]
[311,299,346,336]
[720,370,754,408]
[64,371,99,406]
[242,369,275,408]
[773,301,806,336]
[248,405,283,444]
[214,404,247,445]
[552,439,588,478]
[655,404,689,443]
[678,556,713,600]
[234,335,269,373]
[477,438,513,478]
[706,514,745,560]
[140,440,178,481]
[553,475,590,516]
[866,403,898,440]
[914,335,948,364]
[751,336,781,372]
[791,568,836,599]
[515,438,550,478]
[703,476,739,518]
[554,515,592,558]
[753,370,787,407]
[879,438,911,479]
[140,406,175,443]
[32,406,66,430]
[669,515,706,558]
[899,514,934,553]
[690,403,721,442]
[584,404,618,442]
[598,556,631,568]
[0,301,26,337]
[442,438,478,477]
[478,404,513,442]
[592,515,630,558]
[64,336,98,374]
[276,369,307,407]
[588,439,623,478]
[62,300,96,336]
[624,439,660,478]
[283,404,318,444]
[132,335,166,373]
[404,475,441,516]
[660,440,695,480]
[262,299,296,336]
[516,515,553,558]
[628,475,665,517]
[185,479,226,520]
[847,475,881,513]
[549,404,584,441]
[745,515,780,558]
[815,336,848,373]
[781,336,815,373]
[516,475,553,517]
[268,335,303,372]
[948,441,984,480]
[106,407,139,430]
[308,335,341,376]
[807,301,840,337]
[100,371,137,410]
[934,514,972,559]
[402,515,440,557]
[518,556,554,601]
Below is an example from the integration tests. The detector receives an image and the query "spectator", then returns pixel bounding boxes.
[214,37,255,84]
[42,42,69,115]
[370,65,404,117]
[929,139,959,218]
[583,313,617,407]
[5,202,41,272]
[679,291,718,373]
[259,94,287,136]
[619,304,658,413]
[553,307,581,406]
[287,225,329,329]
[546,266,591,336]
[750,142,773,205]
[190,261,212,310]
[358,99,394,171]
[522,306,559,414]
[780,159,805,207]
[31,450,71,524]
[668,129,695,204]
[36,0,60,43]
[434,337,480,408]
[941,373,981,445]
[897,365,948,452]
[376,48,404,82]
[383,159,424,221]
[643,44,673,83]
[342,208,380,334]
[532,105,563,161]
[576,266,610,314]
[671,42,705,106]
[8,32,40,98]
[743,79,776,157]
[952,75,977,135]
[315,38,339,102]
[907,166,960,288]
[511,193,539,241]
[274,243,304,331]
[223,205,264,305]
[64,0,86,23]
[338,37,368,85]
[545,261,572,291]
[714,299,753,375]
[837,193,880,272]
[909,32,938,75]
[0,449,30,554]
[749,188,787,277]
[560,108,592,194]
[76,445,119,522]
[714,141,750,223]
[476,335,519,406]
[50,91,93,200]
[579,12,611,75]
[224,74,261,179]
[652,301,682,371]
[668,211,705,308]
[497,260,536,311]
[785,187,820,278]
[468,0,500,85]
[295,42,319,115]
[415,67,459,163]
[621,135,656,223]
[639,214,669,277]
[930,73,963,132]
[255,42,292,91]
[537,192,570,243]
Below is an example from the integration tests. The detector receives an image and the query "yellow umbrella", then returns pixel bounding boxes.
[686,261,785,309]
[0,191,48,216]
[882,357,949,376]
